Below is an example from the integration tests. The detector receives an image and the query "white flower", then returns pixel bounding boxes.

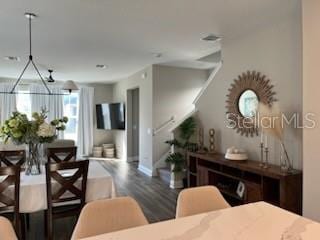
[37,123,56,138]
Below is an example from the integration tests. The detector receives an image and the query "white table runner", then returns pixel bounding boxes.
[18,160,116,213]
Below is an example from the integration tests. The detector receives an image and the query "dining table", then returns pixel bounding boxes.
[81,202,320,240]
[18,160,116,213]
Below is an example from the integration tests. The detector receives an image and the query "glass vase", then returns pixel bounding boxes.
[25,143,41,175]
[280,142,293,173]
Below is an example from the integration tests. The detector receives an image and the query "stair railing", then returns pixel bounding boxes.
[153,116,175,136]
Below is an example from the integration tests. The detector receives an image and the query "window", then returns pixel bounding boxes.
[16,90,79,142]
[16,91,32,119]
[63,93,79,142]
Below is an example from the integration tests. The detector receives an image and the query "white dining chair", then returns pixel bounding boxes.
[0,216,18,240]
[71,197,148,240]
[176,186,231,218]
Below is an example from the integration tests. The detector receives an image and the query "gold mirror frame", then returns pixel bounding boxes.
[226,71,276,137]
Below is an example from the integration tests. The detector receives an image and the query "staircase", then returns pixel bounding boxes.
[152,59,223,186]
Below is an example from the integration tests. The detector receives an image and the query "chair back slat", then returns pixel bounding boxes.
[45,160,88,240]
[0,176,16,206]
[0,150,26,167]
[47,147,77,163]
[0,166,21,237]
[45,160,89,207]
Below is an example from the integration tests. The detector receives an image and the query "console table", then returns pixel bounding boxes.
[187,152,302,214]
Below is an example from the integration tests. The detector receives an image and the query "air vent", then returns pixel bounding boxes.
[96,64,107,69]
[4,56,20,61]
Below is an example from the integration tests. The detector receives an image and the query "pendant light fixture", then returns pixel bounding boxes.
[0,12,78,95]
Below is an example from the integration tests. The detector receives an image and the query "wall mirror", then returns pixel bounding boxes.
[238,90,259,118]
[226,71,276,137]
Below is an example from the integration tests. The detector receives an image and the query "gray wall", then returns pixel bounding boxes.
[302,0,320,221]
[195,5,302,169]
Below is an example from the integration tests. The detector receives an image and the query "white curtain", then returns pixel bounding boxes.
[0,84,17,124]
[30,84,64,138]
[77,87,94,157]
[30,84,49,113]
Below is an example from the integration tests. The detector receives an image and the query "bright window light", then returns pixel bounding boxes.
[63,92,79,142]
[16,91,79,142]
[16,91,32,119]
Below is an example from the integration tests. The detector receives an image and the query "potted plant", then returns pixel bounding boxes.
[165,117,197,189]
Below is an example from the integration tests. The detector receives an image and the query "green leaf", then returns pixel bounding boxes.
[179,117,196,141]
[165,152,184,172]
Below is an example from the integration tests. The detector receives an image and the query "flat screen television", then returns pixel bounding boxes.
[96,103,125,130]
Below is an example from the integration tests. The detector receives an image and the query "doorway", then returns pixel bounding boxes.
[126,88,140,162]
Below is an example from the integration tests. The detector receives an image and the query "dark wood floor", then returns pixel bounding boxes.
[100,160,180,223]
[26,160,180,240]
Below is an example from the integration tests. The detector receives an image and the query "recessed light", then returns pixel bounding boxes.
[201,34,221,42]
[96,64,107,69]
[4,56,20,61]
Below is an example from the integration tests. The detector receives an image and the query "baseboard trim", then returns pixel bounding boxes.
[127,156,139,162]
[138,164,153,177]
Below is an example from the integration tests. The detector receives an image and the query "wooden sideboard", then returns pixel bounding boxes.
[187,152,302,214]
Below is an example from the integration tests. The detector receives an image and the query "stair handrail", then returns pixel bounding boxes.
[168,106,198,133]
[153,116,175,136]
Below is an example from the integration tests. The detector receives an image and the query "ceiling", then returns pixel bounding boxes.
[0,0,299,83]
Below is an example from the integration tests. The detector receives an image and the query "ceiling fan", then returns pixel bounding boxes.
[46,69,55,83]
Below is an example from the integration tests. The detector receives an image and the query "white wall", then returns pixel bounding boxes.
[112,66,153,172]
[195,5,302,169]
[152,65,208,169]
[302,0,320,221]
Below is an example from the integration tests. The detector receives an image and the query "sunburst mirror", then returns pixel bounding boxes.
[226,71,276,137]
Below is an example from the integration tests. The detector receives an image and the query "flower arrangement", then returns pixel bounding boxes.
[0,109,68,145]
[0,109,68,175]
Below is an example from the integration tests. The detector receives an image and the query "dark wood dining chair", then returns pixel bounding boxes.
[0,165,21,239]
[45,160,89,240]
[0,150,26,167]
[47,147,77,163]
